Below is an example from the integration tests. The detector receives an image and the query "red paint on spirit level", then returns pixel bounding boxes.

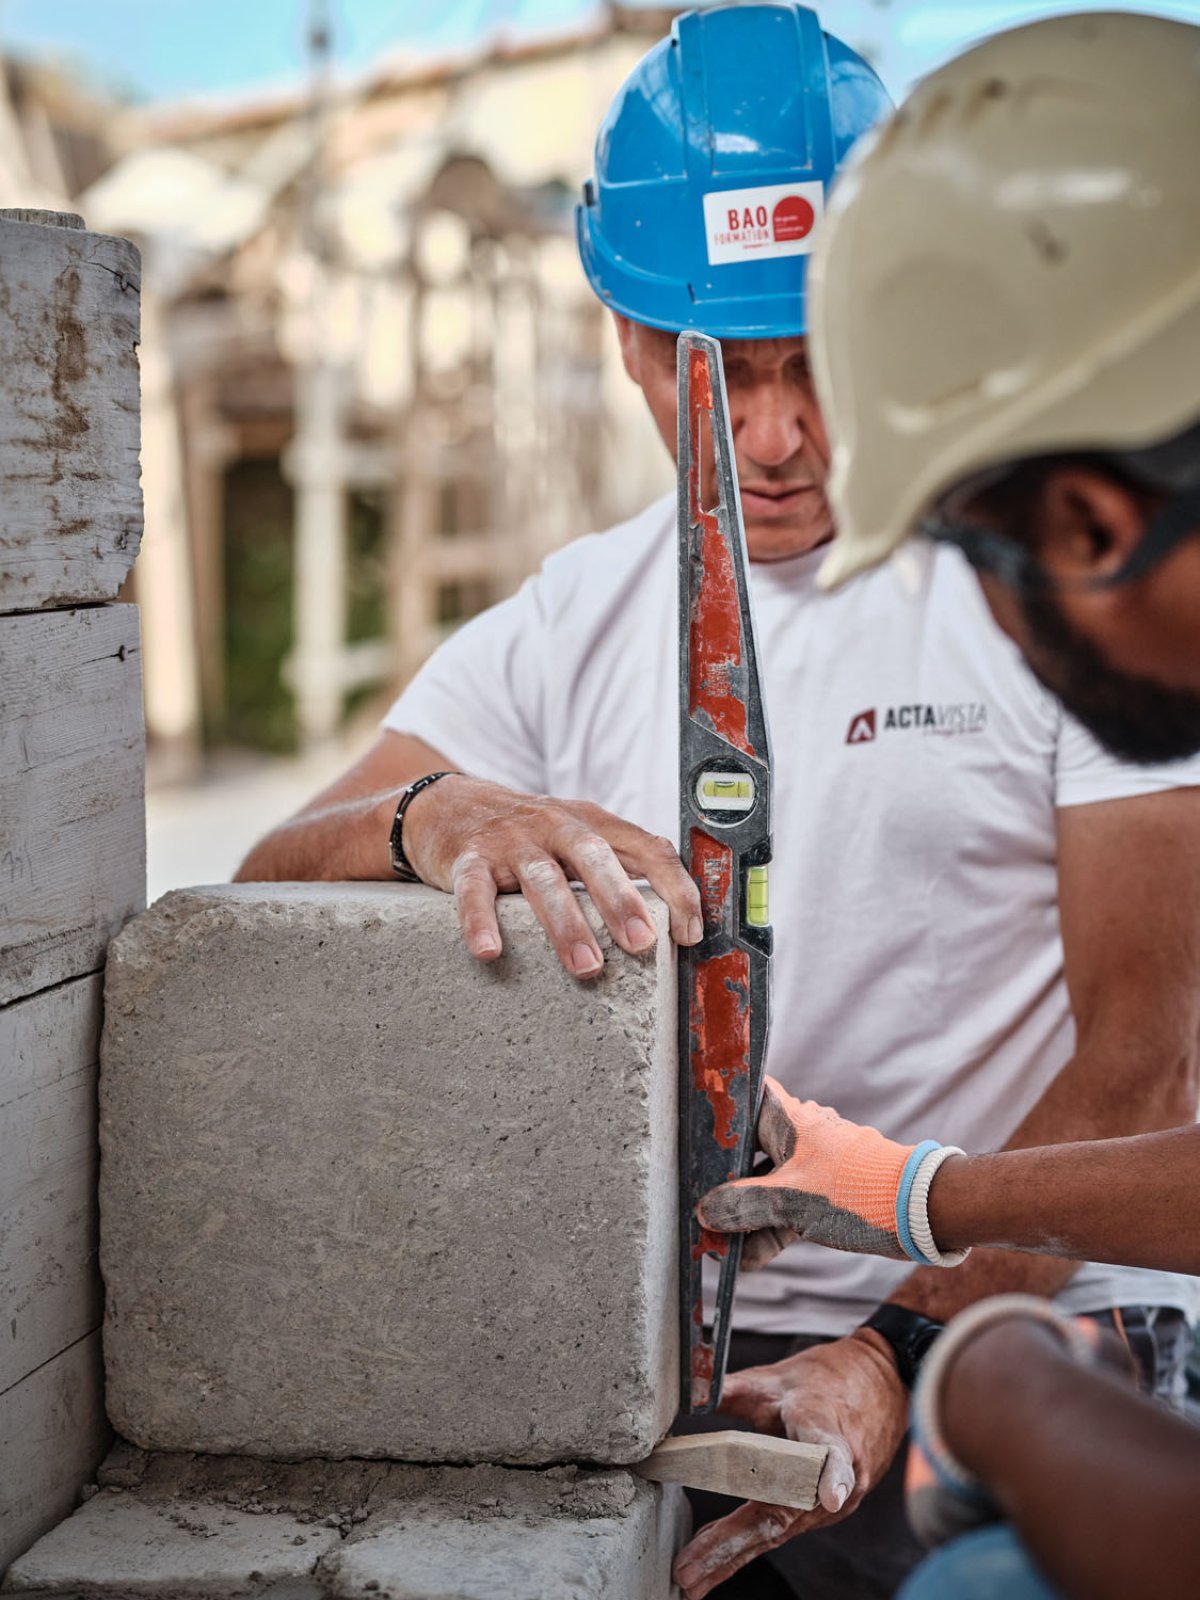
[687,831,751,1153]
[692,827,733,934]
[687,346,757,760]
[691,1340,716,1408]
[688,946,750,1149]
[693,1225,730,1262]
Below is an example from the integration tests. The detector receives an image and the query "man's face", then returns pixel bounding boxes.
[970,469,1200,761]
[613,315,832,562]
[981,575,1200,763]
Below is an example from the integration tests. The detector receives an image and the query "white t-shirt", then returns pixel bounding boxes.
[383,494,1200,1336]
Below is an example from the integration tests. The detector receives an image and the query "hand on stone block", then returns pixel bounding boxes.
[672,1330,909,1600]
[697,1077,944,1268]
[401,772,704,978]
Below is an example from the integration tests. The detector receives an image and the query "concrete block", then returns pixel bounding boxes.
[0,605,146,1006]
[0,213,142,610]
[327,1466,684,1600]
[100,884,677,1465]
[3,1450,687,1600]
[3,1497,342,1599]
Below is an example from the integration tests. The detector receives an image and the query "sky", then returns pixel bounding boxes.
[0,0,614,101]
[3,0,1200,104]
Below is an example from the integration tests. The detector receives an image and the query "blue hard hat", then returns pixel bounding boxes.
[576,4,891,338]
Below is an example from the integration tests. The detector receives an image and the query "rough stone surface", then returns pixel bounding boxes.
[100,884,677,1465]
[3,1496,341,1598]
[326,1496,677,1600]
[3,1448,687,1599]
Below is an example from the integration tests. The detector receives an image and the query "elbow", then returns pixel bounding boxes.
[1157,1022,1200,1126]
[1179,1039,1200,1123]
[1122,1041,1200,1132]
[1073,1017,1200,1133]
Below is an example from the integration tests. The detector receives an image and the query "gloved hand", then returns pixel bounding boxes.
[697,1077,963,1269]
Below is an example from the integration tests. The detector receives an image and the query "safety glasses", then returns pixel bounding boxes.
[920,478,1200,596]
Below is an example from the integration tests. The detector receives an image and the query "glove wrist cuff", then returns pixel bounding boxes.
[907,1146,970,1268]
[894,1140,942,1264]
[912,1294,1098,1499]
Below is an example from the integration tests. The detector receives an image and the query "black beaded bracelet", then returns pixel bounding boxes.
[388,771,457,882]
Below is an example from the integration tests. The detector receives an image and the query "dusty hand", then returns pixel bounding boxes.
[400,773,702,977]
[672,1331,909,1599]
[697,1077,932,1269]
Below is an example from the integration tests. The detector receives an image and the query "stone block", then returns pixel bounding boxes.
[3,1496,341,1598]
[326,1467,683,1600]
[2,1449,687,1599]
[100,884,677,1465]
[0,212,142,610]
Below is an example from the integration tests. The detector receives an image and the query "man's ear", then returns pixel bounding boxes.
[1037,467,1148,582]
[611,311,641,383]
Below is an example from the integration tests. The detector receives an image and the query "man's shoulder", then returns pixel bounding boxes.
[601,492,675,544]
[538,494,674,598]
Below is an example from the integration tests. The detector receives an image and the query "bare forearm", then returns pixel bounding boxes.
[234,731,449,884]
[943,1319,1200,1600]
[889,1041,1197,1320]
[232,729,701,972]
[235,788,397,882]
[927,1127,1200,1273]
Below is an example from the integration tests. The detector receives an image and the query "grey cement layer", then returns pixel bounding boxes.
[3,1446,688,1600]
[100,884,678,1465]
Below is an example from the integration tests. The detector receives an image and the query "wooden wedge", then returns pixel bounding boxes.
[633,1430,828,1510]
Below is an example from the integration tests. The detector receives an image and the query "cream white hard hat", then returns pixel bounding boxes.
[812,10,1200,590]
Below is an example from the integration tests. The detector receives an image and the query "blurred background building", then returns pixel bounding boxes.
[7,7,683,769]
[3,0,1198,891]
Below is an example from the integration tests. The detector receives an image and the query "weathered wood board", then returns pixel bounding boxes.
[0,214,142,611]
[635,1430,828,1511]
[0,1332,110,1576]
[0,605,146,1006]
[0,975,103,1396]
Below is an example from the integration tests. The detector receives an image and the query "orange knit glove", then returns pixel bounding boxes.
[698,1077,966,1269]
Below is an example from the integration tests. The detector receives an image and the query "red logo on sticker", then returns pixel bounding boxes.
[772,195,816,244]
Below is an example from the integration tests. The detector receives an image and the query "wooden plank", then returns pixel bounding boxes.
[0,606,145,1006]
[0,210,83,230]
[634,1431,828,1511]
[0,1333,110,1576]
[0,975,104,1395]
[0,214,142,611]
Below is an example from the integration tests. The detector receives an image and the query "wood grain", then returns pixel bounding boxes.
[0,1333,110,1575]
[0,605,146,1005]
[0,215,142,611]
[0,975,104,1396]
[634,1430,828,1511]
